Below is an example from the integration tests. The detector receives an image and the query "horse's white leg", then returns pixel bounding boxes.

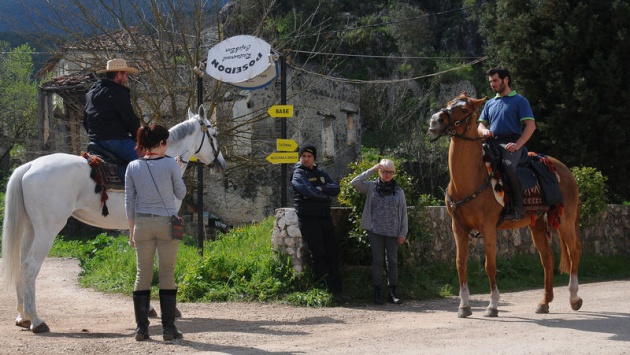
[458,283,472,317]
[19,224,59,334]
[485,285,500,317]
[569,274,582,310]
[452,221,472,318]
[20,254,49,333]
[14,281,30,328]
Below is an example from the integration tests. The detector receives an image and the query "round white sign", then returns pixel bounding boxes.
[206,35,272,83]
[231,56,278,90]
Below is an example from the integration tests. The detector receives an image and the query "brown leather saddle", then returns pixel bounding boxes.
[84,142,126,190]
[82,142,134,216]
[483,140,563,216]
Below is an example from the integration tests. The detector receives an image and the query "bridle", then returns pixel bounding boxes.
[429,99,481,143]
[179,120,221,166]
[195,120,221,161]
[431,97,491,238]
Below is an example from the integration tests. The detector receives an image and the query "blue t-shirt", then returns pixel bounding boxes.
[479,91,534,137]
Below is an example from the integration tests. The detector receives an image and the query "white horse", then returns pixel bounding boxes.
[1,106,226,333]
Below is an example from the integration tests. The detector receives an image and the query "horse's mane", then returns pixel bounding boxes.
[169,118,200,142]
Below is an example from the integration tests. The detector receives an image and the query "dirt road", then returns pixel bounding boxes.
[0,257,628,354]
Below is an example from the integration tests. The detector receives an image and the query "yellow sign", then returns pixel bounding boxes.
[267,105,294,118]
[276,139,298,152]
[266,152,298,164]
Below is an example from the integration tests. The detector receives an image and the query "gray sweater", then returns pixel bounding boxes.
[125,157,186,219]
[351,167,408,239]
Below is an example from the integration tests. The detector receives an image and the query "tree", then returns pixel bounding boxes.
[478,0,630,201]
[0,42,39,167]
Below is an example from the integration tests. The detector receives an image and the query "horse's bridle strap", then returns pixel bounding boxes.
[194,120,220,160]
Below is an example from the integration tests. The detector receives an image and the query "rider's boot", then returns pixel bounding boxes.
[133,290,151,341]
[160,289,183,341]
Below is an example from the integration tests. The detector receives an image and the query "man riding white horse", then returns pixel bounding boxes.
[84,58,141,179]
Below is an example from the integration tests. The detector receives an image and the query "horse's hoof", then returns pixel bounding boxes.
[148,308,158,318]
[31,322,50,333]
[16,319,31,328]
[571,298,583,311]
[536,304,550,314]
[175,307,182,318]
[484,308,499,317]
[458,307,472,318]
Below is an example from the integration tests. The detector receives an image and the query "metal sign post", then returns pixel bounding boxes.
[195,62,205,256]
[280,55,288,207]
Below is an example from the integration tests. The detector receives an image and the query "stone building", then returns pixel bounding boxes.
[36,30,361,228]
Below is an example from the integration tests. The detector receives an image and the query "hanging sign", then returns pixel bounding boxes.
[206,35,271,83]
[231,57,278,90]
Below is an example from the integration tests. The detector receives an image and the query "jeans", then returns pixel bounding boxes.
[96,138,139,163]
[368,231,399,287]
[500,144,524,209]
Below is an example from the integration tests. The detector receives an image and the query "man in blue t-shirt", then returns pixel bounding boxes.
[478,66,537,220]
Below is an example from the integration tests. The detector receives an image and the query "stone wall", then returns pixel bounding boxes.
[202,68,361,225]
[272,205,630,272]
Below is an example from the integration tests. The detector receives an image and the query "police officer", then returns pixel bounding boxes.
[291,144,348,303]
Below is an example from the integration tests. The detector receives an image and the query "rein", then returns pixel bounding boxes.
[445,168,493,238]
[432,100,489,237]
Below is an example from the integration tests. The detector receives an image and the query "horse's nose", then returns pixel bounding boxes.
[428,112,443,133]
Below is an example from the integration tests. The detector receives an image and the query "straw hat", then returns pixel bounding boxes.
[96,58,139,74]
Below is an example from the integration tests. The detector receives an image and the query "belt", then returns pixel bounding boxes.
[137,213,167,218]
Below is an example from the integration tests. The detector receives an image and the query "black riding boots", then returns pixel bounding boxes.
[132,290,151,341]
[389,286,402,305]
[159,289,183,341]
[373,286,384,305]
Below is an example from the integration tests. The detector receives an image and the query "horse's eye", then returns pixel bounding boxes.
[461,107,469,113]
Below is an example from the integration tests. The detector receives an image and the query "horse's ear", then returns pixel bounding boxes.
[210,107,218,125]
[472,96,488,110]
[198,105,205,119]
[188,108,194,119]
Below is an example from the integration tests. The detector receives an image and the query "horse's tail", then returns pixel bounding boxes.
[2,163,33,290]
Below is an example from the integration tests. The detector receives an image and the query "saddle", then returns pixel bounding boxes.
[81,144,127,216]
[483,139,563,227]
[85,142,127,189]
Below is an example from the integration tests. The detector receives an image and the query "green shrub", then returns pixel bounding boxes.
[50,218,331,306]
[47,217,630,306]
[571,166,608,227]
[338,153,416,265]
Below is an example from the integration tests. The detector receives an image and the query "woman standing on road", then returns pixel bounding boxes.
[125,124,186,341]
[351,159,408,305]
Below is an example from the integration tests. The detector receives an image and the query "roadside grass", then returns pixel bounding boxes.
[49,217,630,306]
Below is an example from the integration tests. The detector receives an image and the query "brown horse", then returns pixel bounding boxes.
[428,92,582,318]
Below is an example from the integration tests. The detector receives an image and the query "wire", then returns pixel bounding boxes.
[288,56,487,85]
[288,50,484,60]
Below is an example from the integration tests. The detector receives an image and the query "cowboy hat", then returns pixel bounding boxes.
[96,58,139,74]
